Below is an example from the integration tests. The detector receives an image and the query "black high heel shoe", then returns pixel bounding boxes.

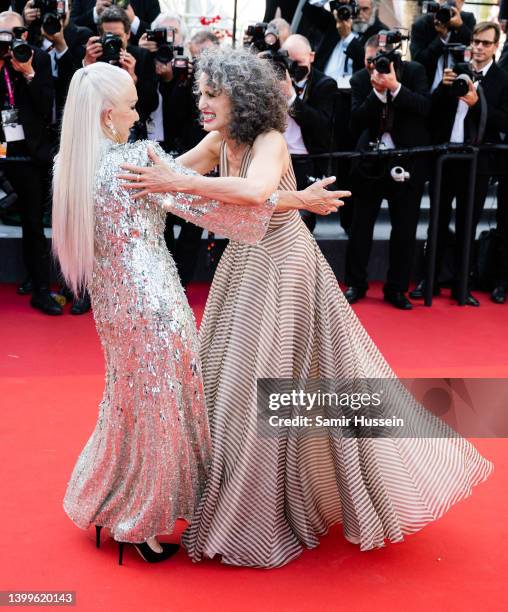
[117,541,180,565]
[95,525,103,549]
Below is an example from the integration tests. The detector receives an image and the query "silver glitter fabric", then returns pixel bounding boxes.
[148,141,278,245]
[62,139,274,543]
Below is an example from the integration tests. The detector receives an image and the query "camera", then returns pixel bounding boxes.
[245,22,268,52]
[98,32,123,64]
[443,43,475,96]
[111,0,130,8]
[330,0,360,21]
[33,0,66,36]
[259,47,290,79]
[172,53,190,81]
[423,0,457,25]
[146,27,178,64]
[366,30,408,73]
[368,48,401,73]
[0,30,33,63]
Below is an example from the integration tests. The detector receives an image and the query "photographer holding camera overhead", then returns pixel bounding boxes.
[70,0,159,45]
[410,0,475,90]
[83,5,157,135]
[0,11,58,314]
[344,31,431,310]
[302,0,387,88]
[410,21,508,307]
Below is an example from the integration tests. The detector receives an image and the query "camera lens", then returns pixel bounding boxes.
[12,39,32,63]
[155,44,173,64]
[451,74,470,97]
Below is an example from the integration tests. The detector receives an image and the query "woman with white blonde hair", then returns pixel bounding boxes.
[53,61,340,565]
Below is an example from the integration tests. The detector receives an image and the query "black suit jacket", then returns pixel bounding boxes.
[263,0,298,22]
[350,60,431,149]
[0,46,54,163]
[499,38,508,72]
[303,3,387,74]
[70,0,160,44]
[430,62,508,173]
[410,12,476,84]
[500,0,507,20]
[289,67,337,154]
[128,44,158,123]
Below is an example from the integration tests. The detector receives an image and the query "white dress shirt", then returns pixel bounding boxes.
[284,78,309,155]
[372,83,402,149]
[450,60,493,143]
[324,31,357,89]
[431,33,452,93]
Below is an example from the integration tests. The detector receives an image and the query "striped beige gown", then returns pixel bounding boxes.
[181,141,494,569]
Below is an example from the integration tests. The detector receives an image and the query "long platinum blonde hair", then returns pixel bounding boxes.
[52,63,133,296]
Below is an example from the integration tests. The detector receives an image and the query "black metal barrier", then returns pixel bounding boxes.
[293,143,508,306]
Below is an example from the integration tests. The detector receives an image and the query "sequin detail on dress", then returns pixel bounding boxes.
[62,140,275,543]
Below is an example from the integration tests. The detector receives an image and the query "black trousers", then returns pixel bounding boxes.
[345,159,426,293]
[291,155,318,233]
[495,176,508,288]
[425,159,490,289]
[5,160,50,291]
[164,213,203,287]
[157,141,203,287]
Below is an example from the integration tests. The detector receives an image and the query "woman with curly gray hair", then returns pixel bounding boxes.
[119,46,492,569]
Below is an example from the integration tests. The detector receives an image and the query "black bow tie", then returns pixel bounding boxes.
[294,83,305,96]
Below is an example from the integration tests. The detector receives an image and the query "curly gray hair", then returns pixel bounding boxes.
[194,46,288,145]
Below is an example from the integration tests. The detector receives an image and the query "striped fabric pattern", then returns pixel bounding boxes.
[181,141,494,569]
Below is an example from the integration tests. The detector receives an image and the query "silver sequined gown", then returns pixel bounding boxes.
[62,140,276,543]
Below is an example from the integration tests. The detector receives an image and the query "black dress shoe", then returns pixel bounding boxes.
[71,292,91,315]
[409,280,440,300]
[383,291,413,310]
[451,290,480,307]
[344,286,367,304]
[30,290,63,315]
[491,287,506,304]
[17,277,33,295]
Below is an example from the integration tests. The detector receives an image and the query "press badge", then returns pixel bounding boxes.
[1,108,25,142]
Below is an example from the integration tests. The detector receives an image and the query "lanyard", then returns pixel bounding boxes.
[3,67,15,108]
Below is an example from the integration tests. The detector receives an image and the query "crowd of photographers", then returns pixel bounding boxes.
[0,0,507,314]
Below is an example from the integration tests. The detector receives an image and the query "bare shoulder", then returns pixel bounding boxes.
[252,130,286,153]
[251,130,289,172]
[202,130,223,156]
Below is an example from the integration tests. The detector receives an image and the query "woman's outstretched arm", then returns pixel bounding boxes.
[118,132,350,213]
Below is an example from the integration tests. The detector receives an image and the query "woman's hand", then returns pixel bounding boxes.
[117,147,186,199]
[297,177,351,215]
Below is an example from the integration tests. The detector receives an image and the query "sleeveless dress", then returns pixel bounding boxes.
[62,140,276,543]
[181,141,494,568]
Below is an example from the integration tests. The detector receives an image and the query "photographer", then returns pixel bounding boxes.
[410,0,475,90]
[302,0,387,87]
[345,33,431,310]
[141,17,217,286]
[280,33,337,232]
[70,0,160,45]
[411,21,508,306]
[0,11,59,314]
[83,5,157,130]
[23,1,92,119]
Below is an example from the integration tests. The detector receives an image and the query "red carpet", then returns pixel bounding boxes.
[1,282,506,612]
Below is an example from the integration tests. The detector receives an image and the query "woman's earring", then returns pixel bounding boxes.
[107,121,120,143]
